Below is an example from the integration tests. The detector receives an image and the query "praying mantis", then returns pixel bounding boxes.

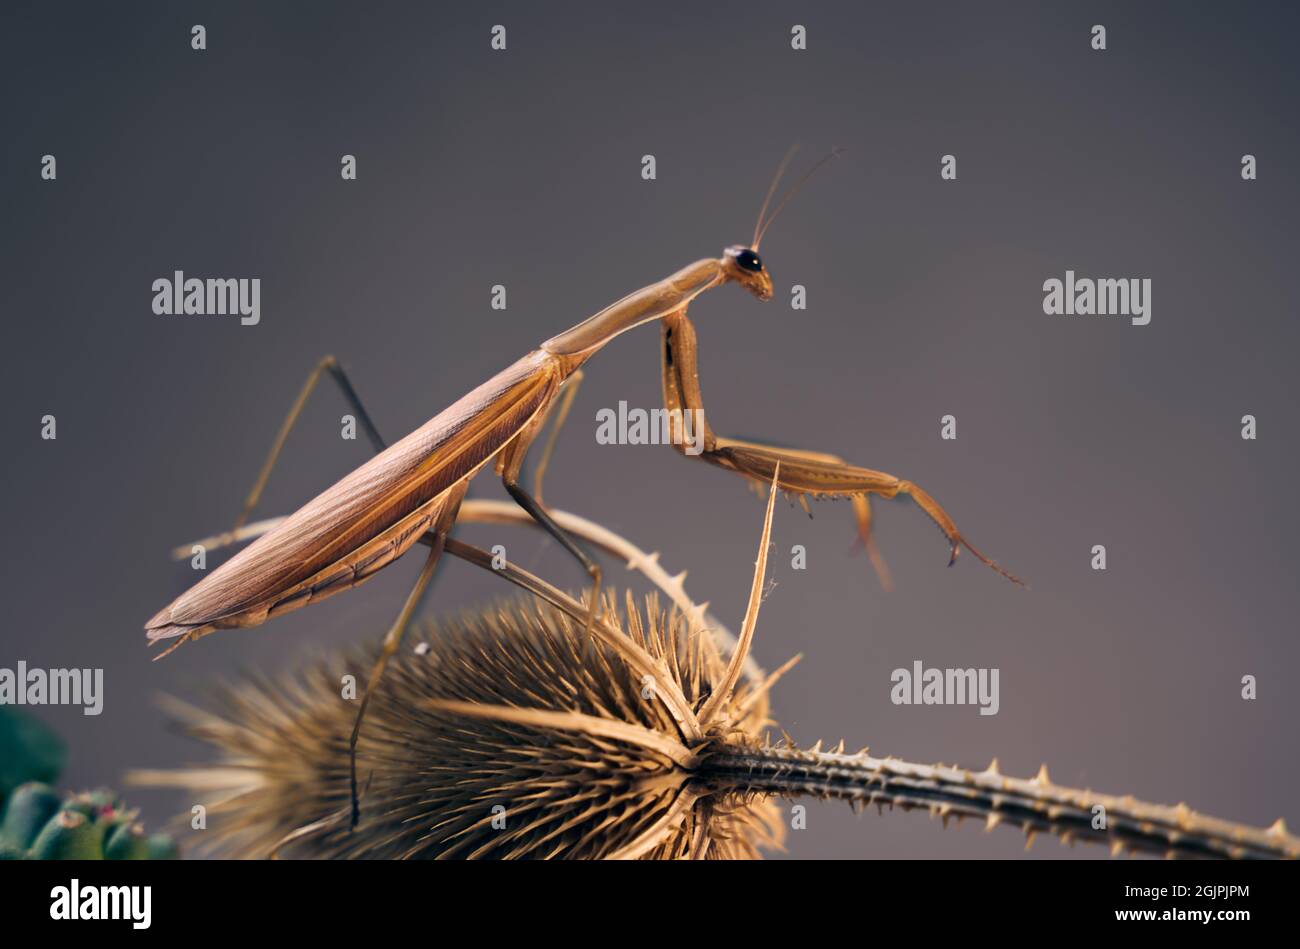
[145,147,1023,826]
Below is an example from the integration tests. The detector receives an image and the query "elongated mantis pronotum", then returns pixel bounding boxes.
[146,147,1023,825]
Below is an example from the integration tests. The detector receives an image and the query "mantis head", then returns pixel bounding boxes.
[722,245,774,301]
[734,145,845,303]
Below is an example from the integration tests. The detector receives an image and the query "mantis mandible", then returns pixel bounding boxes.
[145,147,1023,826]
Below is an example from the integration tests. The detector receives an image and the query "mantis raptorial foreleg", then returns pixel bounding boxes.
[659,308,1022,586]
[349,479,466,828]
[233,355,387,532]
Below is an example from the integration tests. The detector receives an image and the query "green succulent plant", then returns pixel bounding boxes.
[0,708,178,860]
[0,706,64,800]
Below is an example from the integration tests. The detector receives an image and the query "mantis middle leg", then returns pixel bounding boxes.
[496,404,604,634]
[532,368,583,506]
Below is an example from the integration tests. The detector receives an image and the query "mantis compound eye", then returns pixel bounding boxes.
[734,248,763,272]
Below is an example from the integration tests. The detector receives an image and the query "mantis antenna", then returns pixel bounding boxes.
[753,145,847,251]
[752,144,801,248]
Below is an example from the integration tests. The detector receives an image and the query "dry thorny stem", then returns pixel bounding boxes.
[134,478,1298,859]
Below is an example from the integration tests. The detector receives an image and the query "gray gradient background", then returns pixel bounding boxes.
[2,1,1297,859]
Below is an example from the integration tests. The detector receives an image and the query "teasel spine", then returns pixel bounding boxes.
[696,743,1299,859]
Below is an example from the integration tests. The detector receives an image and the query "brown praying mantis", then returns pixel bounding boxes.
[145,147,1023,826]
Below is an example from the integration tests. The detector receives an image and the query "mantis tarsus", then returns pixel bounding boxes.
[145,147,1023,826]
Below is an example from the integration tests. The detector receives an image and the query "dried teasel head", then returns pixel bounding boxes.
[135,477,1300,860]
[137,472,791,860]
[146,590,785,859]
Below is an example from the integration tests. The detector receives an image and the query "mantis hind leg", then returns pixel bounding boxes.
[349,481,467,828]
[171,356,388,561]
[233,355,386,532]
